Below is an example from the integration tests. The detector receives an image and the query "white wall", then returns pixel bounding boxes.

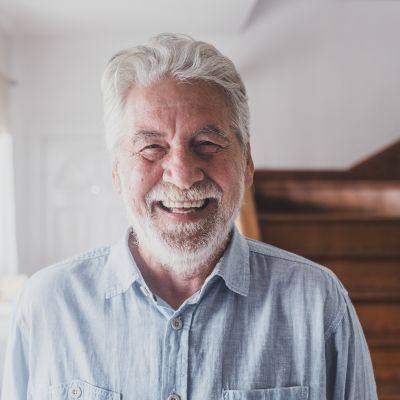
[0,27,11,129]
[0,27,11,388]
[240,2,400,169]
[9,2,400,274]
[11,36,136,275]
[0,28,11,77]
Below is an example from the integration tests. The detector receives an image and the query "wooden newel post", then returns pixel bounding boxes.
[236,186,261,241]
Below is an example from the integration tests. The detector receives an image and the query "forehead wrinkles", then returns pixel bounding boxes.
[129,99,229,120]
[126,99,213,128]
[125,79,231,117]
[124,80,235,145]
[127,107,231,144]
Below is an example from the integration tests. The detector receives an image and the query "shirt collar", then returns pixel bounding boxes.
[212,226,250,296]
[103,225,250,299]
[104,227,141,299]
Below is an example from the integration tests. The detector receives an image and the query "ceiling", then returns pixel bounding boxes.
[0,0,260,37]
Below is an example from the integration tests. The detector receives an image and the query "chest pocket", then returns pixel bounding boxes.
[49,380,121,400]
[223,386,309,400]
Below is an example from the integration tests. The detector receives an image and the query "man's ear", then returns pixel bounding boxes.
[244,144,254,188]
[112,161,122,194]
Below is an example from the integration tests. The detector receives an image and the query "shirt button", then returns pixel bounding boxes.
[171,316,183,330]
[69,386,82,398]
[167,394,181,400]
[140,285,150,297]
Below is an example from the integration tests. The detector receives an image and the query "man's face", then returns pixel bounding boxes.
[113,78,254,275]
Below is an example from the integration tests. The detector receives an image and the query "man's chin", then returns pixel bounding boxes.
[156,222,220,253]
[131,219,232,275]
[159,222,212,241]
[127,202,239,274]
[154,234,230,277]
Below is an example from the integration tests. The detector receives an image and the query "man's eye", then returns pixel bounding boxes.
[139,144,166,160]
[195,141,223,154]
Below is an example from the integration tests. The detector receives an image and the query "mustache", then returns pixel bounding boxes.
[146,181,222,206]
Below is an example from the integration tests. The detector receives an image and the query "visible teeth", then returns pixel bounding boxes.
[162,199,206,209]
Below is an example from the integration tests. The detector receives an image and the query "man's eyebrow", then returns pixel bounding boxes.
[131,130,165,145]
[193,125,229,140]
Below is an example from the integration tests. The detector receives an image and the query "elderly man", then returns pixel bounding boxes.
[2,34,376,400]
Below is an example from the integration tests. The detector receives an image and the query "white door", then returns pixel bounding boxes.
[26,131,126,275]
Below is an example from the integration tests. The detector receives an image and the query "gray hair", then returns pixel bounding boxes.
[101,33,250,153]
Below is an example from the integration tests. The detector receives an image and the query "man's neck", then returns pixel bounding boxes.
[128,238,222,310]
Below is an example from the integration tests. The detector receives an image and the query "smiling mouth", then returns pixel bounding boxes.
[158,199,211,214]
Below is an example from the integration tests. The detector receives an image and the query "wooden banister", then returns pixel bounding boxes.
[236,186,261,240]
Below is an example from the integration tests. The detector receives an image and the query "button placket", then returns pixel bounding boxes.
[171,316,183,331]
[161,309,194,400]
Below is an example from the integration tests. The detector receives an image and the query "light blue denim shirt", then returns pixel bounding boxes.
[2,227,377,400]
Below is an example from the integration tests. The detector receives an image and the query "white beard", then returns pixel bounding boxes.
[124,178,244,278]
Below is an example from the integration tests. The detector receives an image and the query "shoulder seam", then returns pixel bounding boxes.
[62,251,109,264]
[247,238,316,262]
[324,295,347,340]
[11,288,31,346]
[248,245,323,271]
[247,239,346,286]
[39,248,110,272]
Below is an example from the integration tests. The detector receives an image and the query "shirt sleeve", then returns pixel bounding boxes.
[324,293,378,400]
[1,296,29,400]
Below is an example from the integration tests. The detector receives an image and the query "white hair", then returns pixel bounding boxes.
[101,33,250,154]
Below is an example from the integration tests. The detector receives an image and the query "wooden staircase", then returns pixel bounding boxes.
[251,139,400,399]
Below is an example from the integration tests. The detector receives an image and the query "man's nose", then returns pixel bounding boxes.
[162,148,204,189]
